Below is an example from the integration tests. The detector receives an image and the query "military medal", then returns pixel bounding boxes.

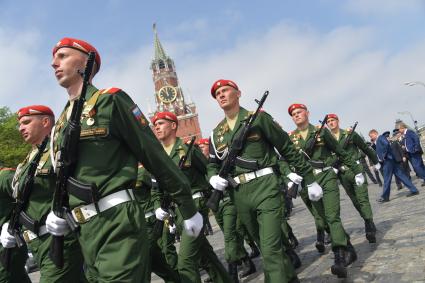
[86,118,95,126]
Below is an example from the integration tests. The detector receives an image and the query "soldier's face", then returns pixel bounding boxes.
[51,48,87,88]
[154,119,177,141]
[291,108,309,126]
[18,115,49,145]
[214,86,240,111]
[326,118,339,130]
[198,144,209,158]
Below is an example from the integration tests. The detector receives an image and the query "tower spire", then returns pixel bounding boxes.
[153,23,167,60]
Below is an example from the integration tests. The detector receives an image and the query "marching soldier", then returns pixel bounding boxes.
[207,80,323,283]
[198,138,256,281]
[0,167,31,283]
[288,103,363,278]
[0,105,86,281]
[135,164,181,283]
[47,37,202,282]
[326,114,380,243]
[152,111,231,283]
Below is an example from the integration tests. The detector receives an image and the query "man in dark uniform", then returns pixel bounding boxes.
[153,111,231,283]
[399,122,425,185]
[207,80,323,283]
[47,37,201,282]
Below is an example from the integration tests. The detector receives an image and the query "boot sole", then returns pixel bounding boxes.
[315,242,325,253]
[366,234,376,243]
[331,265,347,278]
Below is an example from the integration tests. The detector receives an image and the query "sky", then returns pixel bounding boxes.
[1,0,425,138]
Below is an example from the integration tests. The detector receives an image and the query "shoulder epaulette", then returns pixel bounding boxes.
[99,87,122,95]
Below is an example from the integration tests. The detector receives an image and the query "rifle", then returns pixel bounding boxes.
[332,121,358,169]
[206,91,269,212]
[0,137,49,270]
[49,51,96,268]
[152,136,197,238]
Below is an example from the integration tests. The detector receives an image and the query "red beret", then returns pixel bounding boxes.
[288,103,307,116]
[53,37,101,71]
[210,79,239,98]
[198,138,209,145]
[152,111,178,125]
[17,105,54,119]
[326,113,339,120]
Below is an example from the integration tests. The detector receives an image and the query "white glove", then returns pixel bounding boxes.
[287,181,294,189]
[183,212,203,237]
[168,223,177,234]
[287,173,303,185]
[209,175,228,191]
[355,173,365,186]
[155,208,169,221]
[1,223,16,248]
[333,168,339,174]
[374,163,381,170]
[307,182,323,201]
[46,211,70,236]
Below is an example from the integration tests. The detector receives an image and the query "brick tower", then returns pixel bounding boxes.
[148,24,202,141]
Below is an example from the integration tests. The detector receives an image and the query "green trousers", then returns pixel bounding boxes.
[176,197,231,283]
[80,201,149,283]
[304,170,348,249]
[0,245,31,283]
[214,197,248,263]
[145,215,180,283]
[231,174,296,283]
[28,232,86,282]
[299,189,328,234]
[339,171,373,220]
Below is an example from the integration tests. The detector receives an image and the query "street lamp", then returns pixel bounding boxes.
[398,111,419,133]
[404,81,425,88]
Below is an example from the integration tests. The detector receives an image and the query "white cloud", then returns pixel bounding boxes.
[343,0,425,17]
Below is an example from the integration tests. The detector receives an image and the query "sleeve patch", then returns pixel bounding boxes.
[131,105,148,126]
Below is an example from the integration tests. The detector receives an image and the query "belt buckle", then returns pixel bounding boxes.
[23,231,31,243]
[73,207,87,224]
[238,174,247,184]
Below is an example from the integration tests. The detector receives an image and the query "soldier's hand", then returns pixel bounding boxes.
[332,167,339,174]
[354,173,365,186]
[287,173,303,185]
[155,208,169,221]
[307,182,323,201]
[1,223,16,248]
[168,223,177,234]
[183,212,203,237]
[46,211,70,236]
[374,163,381,170]
[209,175,228,191]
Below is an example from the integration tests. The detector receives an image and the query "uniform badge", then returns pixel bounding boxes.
[131,105,148,126]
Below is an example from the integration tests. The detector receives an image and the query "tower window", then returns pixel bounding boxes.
[158,60,165,69]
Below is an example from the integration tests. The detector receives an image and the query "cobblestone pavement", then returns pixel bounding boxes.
[29,178,425,282]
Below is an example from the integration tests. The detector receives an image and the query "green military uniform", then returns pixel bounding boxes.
[161,137,231,283]
[208,107,316,283]
[52,85,198,282]
[135,166,180,283]
[289,124,362,249]
[329,128,379,242]
[11,145,86,282]
[0,168,31,283]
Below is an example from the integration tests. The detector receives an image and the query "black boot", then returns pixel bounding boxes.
[288,277,300,283]
[324,232,332,245]
[285,248,301,269]
[240,256,256,278]
[331,248,347,278]
[288,230,299,249]
[365,219,377,243]
[228,262,239,283]
[248,242,260,259]
[345,241,357,266]
[315,230,325,253]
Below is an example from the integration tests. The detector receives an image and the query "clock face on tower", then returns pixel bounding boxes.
[158,86,177,103]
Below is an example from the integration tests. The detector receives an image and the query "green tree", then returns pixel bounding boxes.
[0,106,31,167]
